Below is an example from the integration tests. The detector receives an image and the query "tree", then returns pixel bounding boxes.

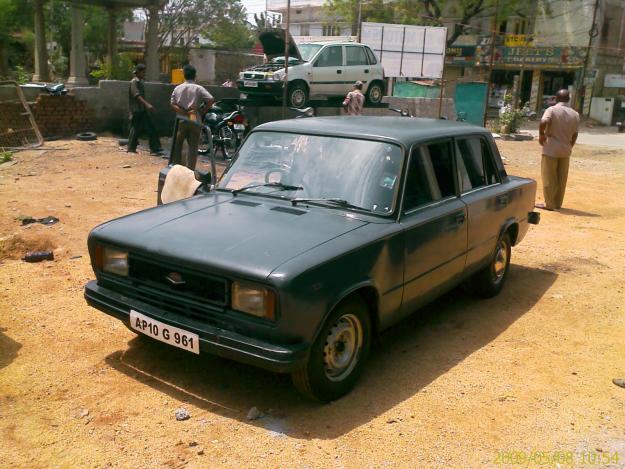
[324,0,538,47]
[152,0,254,51]
[0,0,33,77]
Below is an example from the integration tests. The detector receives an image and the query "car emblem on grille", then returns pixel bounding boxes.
[166,272,186,285]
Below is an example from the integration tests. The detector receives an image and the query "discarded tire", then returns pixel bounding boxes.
[76,132,97,141]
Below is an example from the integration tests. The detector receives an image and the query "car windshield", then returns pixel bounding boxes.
[298,44,323,61]
[218,132,403,215]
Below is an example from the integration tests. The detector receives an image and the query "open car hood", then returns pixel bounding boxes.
[258,28,302,61]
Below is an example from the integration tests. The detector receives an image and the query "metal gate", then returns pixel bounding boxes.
[0,81,43,150]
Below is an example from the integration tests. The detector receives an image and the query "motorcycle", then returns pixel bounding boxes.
[199,99,248,159]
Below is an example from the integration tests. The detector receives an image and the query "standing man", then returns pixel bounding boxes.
[537,89,579,211]
[127,64,164,156]
[170,64,214,169]
[342,81,365,116]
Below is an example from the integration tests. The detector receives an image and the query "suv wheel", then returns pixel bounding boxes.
[366,82,384,104]
[288,82,308,108]
[291,296,371,402]
[471,232,512,298]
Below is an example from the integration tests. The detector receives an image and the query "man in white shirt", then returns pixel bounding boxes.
[170,64,214,169]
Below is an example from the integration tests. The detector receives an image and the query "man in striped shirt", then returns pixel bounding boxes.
[342,81,365,116]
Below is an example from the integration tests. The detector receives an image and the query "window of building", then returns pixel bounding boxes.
[322,24,340,36]
[300,24,310,36]
[455,137,498,192]
[346,46,368,66]
[314,45,343,67]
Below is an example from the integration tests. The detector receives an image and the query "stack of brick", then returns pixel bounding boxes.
[32,94,94,138]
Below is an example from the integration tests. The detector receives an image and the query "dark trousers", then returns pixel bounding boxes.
[171,120,200,169]
[128,111,162,152]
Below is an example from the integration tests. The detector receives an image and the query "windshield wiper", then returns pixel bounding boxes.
[232,182,303,195]
[290,197,371,212]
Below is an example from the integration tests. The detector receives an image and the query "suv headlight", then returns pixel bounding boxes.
[238,72,245,79]
[231,281,276,320]
[96,245,129,277]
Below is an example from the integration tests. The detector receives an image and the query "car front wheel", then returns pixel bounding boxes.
[291,296,371,402]
[288,83,308,108]
[471,232,512,298]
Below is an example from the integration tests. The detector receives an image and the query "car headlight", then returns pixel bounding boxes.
[96,245,129,277]
[238,72,244,79]
[231,281,276,320]
[273,70,285,81]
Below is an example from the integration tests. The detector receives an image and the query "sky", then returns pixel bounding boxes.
[242,0,267,18]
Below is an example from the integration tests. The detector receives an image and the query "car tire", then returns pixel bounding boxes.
[291,296,371,402]
[76,132,97,141]
[471,232,512,298]
[288,82,308,109]
[366,82,384,104]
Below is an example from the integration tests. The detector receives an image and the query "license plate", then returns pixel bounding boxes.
[243,80,258,88]
[129,310,199,354]
[234,124,245,130]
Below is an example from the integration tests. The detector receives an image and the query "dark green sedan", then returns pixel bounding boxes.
[85,117,539,401]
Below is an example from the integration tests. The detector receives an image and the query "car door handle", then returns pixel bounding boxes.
[364,69,370,73]
[496,195,509,207]
[337,69,342,74]
[455,212,466,225]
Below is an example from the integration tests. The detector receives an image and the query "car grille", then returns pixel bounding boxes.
[243,72,265,80]
[103,255,230,327]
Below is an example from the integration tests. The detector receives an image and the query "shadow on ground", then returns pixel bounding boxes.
[0,327,22,370]
[558,208,601,218]
[104,264,556,439]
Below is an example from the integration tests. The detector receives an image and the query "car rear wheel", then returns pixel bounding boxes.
[471,232,512,298]
[288,82,308,108]
[291,296,371,402]
[366,82,384,104]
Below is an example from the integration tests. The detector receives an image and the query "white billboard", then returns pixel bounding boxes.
[361,22,447,78]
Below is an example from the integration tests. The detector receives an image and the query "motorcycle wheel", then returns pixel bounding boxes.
[219,126,238,159]
[198,127,211,155]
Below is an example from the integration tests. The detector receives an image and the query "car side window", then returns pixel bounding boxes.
[314,46,343,67]
[404,142,456,212]
[365,47,378,65]
[346,46,368,66]
[456,136,499,192]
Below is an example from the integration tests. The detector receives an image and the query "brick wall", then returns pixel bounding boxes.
[32,94,94,138]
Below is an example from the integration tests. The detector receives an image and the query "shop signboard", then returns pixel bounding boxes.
[476,45,586,68]
[604,74,625,88]
[445,46,476,65]
[504,34,533,47]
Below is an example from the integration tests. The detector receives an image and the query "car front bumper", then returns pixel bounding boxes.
[84,280,308,373]
[237,80,283,96]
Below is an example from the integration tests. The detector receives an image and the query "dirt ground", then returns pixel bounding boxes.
[1,135,625,468]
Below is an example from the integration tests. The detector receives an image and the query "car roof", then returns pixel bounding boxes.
[301,42,365,46]
[253,116,489,147]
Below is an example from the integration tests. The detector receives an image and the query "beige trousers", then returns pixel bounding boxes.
[541,155,570,210]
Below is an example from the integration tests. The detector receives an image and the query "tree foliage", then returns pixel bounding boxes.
[152,0,254,51]
[324,0,538,46]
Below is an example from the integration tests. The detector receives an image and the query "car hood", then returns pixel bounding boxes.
[90,193,368,280]
[258,28,302,61]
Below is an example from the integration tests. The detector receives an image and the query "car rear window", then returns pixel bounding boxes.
[346,46,368,66]
[456,137,499,192]
[365,47,378,65]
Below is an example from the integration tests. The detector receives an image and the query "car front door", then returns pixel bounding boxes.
[455,135,510,272]
[399,140,468,319]
[311,45,345,97]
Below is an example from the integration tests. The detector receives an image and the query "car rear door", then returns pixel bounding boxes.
[455,135,510,273]
[311,45,345,97]
[399,140,468,319]
[344,45,370,91]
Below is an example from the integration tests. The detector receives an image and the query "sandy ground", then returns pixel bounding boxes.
[1,135,625,468]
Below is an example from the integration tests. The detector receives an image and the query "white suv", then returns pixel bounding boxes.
[237,30,385,108]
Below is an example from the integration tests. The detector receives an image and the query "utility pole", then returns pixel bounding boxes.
[357,0,363,41]
[578,0,600,114]
[281,0,291,119]
[483,0,500,126]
